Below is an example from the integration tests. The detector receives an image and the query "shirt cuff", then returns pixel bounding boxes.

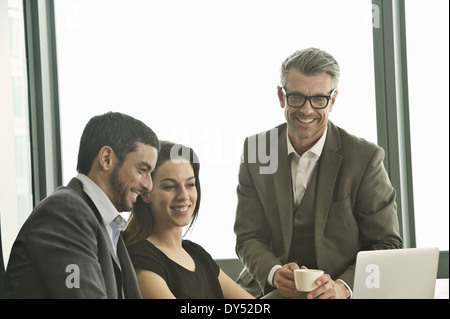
[267,265,283,287]
[336,279,353,299]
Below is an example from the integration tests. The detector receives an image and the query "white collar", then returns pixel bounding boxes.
[76,173,123,227]
[287,126,328,157]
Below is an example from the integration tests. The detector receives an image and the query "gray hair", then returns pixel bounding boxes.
[280,48,340,89]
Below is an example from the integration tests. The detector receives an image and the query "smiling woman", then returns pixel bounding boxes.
[54,0,377,258]
[122,141,201,247]
[122,141,254,298]
[144,159,198,232]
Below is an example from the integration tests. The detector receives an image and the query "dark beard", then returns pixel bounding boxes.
[109,164,132,212]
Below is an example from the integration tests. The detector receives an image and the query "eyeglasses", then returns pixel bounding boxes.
[281,87,336,109]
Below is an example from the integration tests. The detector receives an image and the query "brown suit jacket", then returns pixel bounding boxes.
[234,121,403,296]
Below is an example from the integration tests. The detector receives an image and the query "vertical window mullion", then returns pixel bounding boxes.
[372,0,416,248]
[24,0,62,203]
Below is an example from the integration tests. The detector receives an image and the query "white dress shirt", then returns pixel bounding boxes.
[288,127,327,207]
[76,173,128,255]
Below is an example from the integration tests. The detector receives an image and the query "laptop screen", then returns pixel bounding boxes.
[353,247,439,299]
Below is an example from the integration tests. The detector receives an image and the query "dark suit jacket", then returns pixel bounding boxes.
[0,178,141,299]
[234,121,403,296]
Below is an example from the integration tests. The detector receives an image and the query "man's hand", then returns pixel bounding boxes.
[272,262,300,297]
[307,273,351,299]
[273,264,351,299]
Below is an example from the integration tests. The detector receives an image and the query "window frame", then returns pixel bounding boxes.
[372,0,448,278]
[24,0,62,204]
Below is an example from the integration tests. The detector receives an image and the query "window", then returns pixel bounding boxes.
[54,0,377,258]
[0,0,33,262]
[405,0,449,250]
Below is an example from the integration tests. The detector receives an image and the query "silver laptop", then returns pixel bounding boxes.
[353,247,439,299]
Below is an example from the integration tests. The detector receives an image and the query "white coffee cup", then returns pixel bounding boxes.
[294,269,324,292]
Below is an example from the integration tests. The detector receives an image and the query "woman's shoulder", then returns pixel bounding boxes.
[182,239,221,280]
[182,239,209,254]
[126,239,169,275]
[127,238,151,248]
[182,240,217,263]
[127,239,161,257]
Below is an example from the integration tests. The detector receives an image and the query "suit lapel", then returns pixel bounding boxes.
[314,122,342,261]
[272,124,294,257]
[66,177,140,298]
[67,178,122,269]
[116,236,141,298]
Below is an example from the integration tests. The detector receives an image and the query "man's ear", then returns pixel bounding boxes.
[329,89,338,113]
[277,86,286,109]
[98,146,115,171]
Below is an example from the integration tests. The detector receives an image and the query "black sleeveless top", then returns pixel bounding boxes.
[127,239,224,299]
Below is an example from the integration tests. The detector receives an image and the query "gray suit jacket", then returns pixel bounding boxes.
[234,121,403,296]
[0,178,141,299]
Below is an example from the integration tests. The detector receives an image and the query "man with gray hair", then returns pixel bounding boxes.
[234,48,403,299]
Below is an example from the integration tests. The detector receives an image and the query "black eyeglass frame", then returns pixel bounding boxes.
[281,87,336,109]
